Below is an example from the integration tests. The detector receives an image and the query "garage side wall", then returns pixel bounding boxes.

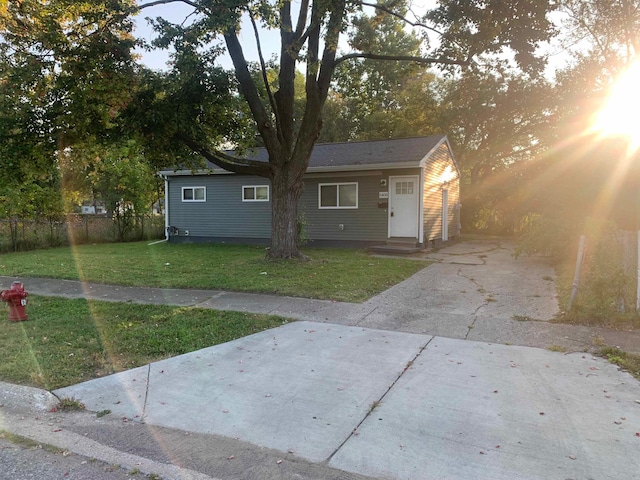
[423,144,461,243]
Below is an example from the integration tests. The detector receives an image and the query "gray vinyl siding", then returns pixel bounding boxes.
[423,143,460,242]
[167,167,431,244]
[167,174,271,239]
[300,169,420,242]
[301,174,381,242]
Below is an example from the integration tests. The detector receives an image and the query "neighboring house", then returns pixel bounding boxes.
[79,202,107,215]
[160,135,461,249]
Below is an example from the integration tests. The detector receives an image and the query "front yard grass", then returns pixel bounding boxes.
[0,296,289,390]
[0,242,429,302]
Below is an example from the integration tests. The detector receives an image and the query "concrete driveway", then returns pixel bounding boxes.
[34,239,640,480]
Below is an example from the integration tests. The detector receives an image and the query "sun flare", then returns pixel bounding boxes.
[592,59,640,151]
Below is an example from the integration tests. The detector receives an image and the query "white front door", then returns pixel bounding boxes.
[389,176,419,238]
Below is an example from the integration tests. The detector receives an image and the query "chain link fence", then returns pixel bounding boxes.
[569,229,639,316]
[0,215,165,253]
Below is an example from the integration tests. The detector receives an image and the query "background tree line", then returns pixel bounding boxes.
[1,0,638,262]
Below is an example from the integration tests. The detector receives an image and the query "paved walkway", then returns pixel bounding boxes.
[1,239,640,480]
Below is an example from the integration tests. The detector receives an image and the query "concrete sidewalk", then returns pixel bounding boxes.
[1,239,640,479]
[51,321,640,480]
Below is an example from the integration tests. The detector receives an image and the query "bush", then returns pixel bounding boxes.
[572,220,635,318]
[515,214,578,259]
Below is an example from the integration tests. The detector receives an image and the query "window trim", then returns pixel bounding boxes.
[242,185,270,202]
[182,186,206,202]
[318,182,358,209]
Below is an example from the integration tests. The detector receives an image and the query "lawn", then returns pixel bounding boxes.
[0,242,429,302]
[0,296,289,390]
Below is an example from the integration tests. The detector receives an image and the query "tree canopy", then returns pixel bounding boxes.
[132,0,556,256]
[1,0,560,256]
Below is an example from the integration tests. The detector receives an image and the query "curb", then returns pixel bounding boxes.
[0,380,59,414]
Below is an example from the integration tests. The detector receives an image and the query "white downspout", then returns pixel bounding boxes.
[164,175,169,240]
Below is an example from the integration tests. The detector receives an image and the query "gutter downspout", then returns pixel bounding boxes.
[163,175,170,241]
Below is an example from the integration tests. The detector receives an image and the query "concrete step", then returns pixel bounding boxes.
[369,244,423,255]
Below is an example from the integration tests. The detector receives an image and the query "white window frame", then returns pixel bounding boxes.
[242,185,270,202]
[318,182,358,209]
[182,186,206,202]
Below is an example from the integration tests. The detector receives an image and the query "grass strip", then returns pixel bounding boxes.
[0,296,289,390]
[598,346,640,381]
[0,242,428,302]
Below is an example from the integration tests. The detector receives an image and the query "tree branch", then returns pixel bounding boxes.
[358,1,445,38]
[224,31,281,157]
[177,134,272,177]
[138,0,201,11]
[317,0,346,96]
[248,8,280,134]
[294,0,310,38]
[334,52,470,67]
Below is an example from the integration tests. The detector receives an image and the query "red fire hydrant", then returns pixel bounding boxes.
[0,282,29,322]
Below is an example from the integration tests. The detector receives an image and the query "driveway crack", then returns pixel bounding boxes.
[141,364,151,421]
[353,306,379,326]
[456,268,489,339]
[324,336,435,464]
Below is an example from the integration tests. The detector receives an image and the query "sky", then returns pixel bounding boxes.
[133,1,282,71]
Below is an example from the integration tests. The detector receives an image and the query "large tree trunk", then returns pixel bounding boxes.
[269,165,306,258]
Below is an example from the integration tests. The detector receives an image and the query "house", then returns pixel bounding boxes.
[160,135,461,249]
[79,202,107,215]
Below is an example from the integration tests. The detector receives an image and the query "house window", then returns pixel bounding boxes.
[395,181,414,195]
[182,187,206,202]
[242,185,269,202]
[319,182,358,209]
